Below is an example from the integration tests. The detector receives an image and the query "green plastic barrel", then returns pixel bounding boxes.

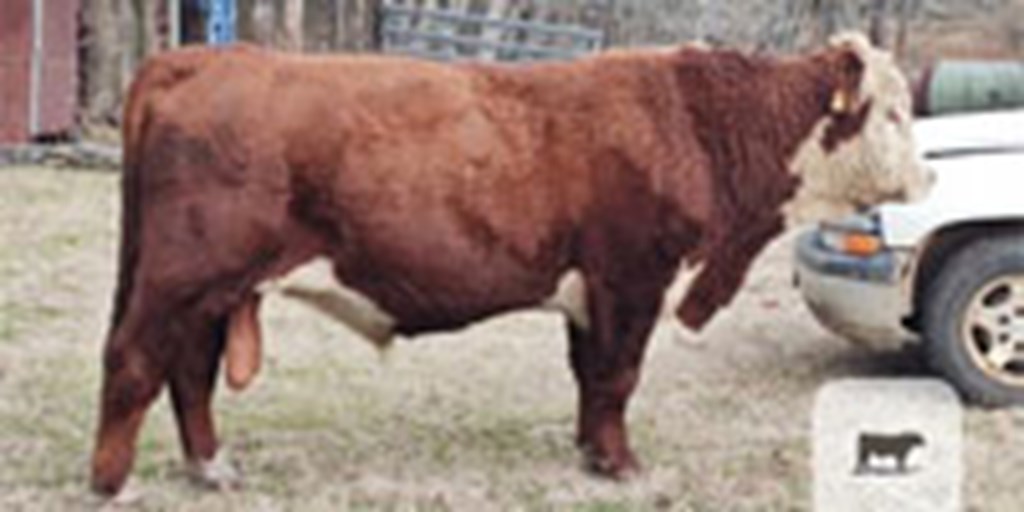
[919,61,1024,116]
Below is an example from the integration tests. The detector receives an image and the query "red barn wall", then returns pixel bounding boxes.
[0,0,79,144]
[38,0,79,137]
[0,0,33,143]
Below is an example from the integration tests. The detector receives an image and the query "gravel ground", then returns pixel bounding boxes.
[1,166,1022,511]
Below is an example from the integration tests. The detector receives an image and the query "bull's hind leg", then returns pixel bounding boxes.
[167,313,241,489]
[567,281,664,479]
[93,201,294,495]
[91,304,170,496]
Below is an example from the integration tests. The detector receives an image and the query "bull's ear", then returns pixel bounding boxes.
[830,47,866,116]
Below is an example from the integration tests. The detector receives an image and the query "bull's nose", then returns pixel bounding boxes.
[883,189,907,203]
[899,164,936,203]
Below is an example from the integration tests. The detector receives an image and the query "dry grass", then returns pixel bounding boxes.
[1,166,1022,511]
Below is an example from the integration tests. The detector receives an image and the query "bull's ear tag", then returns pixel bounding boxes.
[814,378,962,512]
[830,89,851,114]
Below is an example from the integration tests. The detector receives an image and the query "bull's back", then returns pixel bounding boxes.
[136,48,588,328]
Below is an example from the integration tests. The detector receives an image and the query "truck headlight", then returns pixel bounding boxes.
[818,213,885,257]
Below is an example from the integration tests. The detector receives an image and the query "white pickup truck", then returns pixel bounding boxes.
[796,109,1024,405]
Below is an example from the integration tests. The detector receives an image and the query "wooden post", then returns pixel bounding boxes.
[332,0,381,52]
[167,0,181,47]
[29,0,44,135]
[894,0,917,59]
[280,0,305,50]
[130,0,160,57]
[330,0,343,49]
[868,0,889,48]
[244,0,277,45]
[80,0,126,124]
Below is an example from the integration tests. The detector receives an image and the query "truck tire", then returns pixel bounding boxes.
[922,234,1024,406]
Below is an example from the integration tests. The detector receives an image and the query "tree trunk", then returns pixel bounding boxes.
[279,0,305,50]
[894,0,917,58]
[80,0,125,125]
[767,0,810,51]
[129,0,161,63]
[182,0,207,44]
[330,0,343,49]
[696,0,726,43]
[332,0,381,51]
[118,0,135,90]
[868,0,890,47]
[244,0,278,45]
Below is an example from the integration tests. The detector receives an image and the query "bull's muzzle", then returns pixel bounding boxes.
[904,164,937,202]
[881,163,935,205]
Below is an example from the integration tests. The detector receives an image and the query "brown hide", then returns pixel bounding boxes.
[91,42,872,494]
[120,44,863,336]
[669,48,868,328]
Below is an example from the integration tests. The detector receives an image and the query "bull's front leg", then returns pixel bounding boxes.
[567,279,664,479]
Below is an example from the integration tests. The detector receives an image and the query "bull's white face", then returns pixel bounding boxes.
[785,33,934,224]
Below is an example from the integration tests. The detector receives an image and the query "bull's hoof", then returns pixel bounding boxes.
[89,479,143,510]
[90,453,132,499]
[187,450,243,491]
[582,448,642,481]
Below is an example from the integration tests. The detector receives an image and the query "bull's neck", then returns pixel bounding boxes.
[667,51,839,223]
[696,52,839,222]
[768,56,845,162]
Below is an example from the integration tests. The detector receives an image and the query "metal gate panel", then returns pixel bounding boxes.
[379,3,604,63]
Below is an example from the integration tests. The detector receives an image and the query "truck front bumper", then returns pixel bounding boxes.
[794,231,916,349]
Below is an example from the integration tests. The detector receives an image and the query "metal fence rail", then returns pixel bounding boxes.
[379,3,604,63]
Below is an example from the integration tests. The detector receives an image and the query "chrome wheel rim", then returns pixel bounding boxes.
[961,276,1024,387]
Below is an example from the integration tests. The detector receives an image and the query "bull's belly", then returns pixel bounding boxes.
[257,257,576,345]
[258,256,699,347]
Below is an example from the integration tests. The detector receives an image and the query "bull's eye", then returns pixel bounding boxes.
[886,108,904,125]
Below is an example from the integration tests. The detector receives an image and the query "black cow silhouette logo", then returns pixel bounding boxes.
[854,431,926,475]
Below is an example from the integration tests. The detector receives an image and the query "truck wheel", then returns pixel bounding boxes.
[923,235,1024,406]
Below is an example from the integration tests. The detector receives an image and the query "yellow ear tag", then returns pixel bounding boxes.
[831,90,850,113]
